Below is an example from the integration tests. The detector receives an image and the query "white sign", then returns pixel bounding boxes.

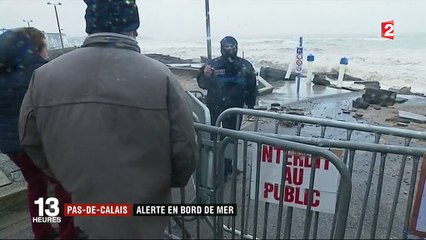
[409,155,426,238]
[416,183,426,232]
[250,144,341,214]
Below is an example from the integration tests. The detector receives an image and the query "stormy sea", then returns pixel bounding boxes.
[63,33,426,94]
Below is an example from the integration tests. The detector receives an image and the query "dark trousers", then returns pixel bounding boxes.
[8,152,76,239]
[209,107,242,178]
[210,107,242,131]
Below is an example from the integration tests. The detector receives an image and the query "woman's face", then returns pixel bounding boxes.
[39,39,49,60]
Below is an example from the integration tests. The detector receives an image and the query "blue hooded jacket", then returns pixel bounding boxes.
[0,30,47,154]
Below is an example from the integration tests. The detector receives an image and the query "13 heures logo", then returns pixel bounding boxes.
[33,197,62,223]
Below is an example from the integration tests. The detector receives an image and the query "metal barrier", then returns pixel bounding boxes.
[187,90,205,103]
[186,91,214,190]
[164,123,353,239]
[163,92,211,239]
[186,91,210,126]
[215,107,426,239]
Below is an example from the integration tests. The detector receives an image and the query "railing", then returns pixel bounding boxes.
[214,108,426,239]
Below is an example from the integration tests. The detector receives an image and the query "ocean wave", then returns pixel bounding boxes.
[52,35,426,93]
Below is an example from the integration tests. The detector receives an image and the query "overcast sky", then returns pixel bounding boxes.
[0,0,425,40]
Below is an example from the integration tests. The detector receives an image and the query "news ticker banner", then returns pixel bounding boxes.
[32,198,236,223]
[250,144,342,214]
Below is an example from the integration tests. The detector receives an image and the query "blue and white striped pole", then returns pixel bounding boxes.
[295,37,303,96]
[337,57,348,88]
[306,54,315,82]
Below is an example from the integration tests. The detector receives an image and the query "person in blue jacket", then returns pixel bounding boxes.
[197,36,257,177]
[0,27,80,239]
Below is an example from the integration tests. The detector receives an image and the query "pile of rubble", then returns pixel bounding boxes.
[350,86,426,127]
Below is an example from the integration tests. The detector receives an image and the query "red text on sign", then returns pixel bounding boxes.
[263,182,320,207]
[262,145,329,170]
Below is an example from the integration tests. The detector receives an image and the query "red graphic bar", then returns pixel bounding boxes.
[64,204,131,217]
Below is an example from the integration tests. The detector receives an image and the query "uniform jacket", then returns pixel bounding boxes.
[19,33,198,239]
[197,56,257,112]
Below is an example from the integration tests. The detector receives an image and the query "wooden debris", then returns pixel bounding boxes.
[278,120,297,127]
[354,113,364,119]
[397,122,409,127]
[342,109,351,114]
[399,110,426,123]
[287,108,305,115]
[246,116,257,122]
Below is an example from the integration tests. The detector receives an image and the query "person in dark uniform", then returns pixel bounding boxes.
[197,36,257,128]
[197,36,257,177]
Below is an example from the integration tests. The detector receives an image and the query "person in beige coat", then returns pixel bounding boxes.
[18,0,197,238]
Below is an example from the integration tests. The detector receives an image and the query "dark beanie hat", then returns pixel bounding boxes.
[0,30,37,73]
[84,0,140,34]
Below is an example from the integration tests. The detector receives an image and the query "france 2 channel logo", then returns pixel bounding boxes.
[32,197,62,223]
[381,20,394,40]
